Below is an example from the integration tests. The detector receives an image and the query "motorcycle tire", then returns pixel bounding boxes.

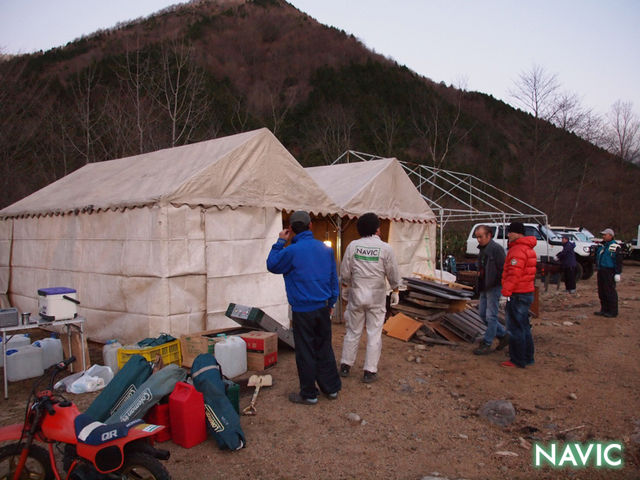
[0,442,54,480]
[117,452,171,480]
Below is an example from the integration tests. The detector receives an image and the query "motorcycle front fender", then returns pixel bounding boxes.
[76,423,164,474]
[0,423,25,442]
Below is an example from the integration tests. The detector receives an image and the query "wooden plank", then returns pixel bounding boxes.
[439,317,477,343]
[427,320,464,343]
[405,297,450,309]
[457,309,487,330]
[382,313,423,341]
[417,337,459,346]
[390,304,438,319]
[446,300,469,313]
[412,272,475,291]
[403,282,469,301]
[405,276,475,297]
[407,291,450,304]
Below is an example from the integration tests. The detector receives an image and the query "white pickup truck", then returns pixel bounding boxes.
[465,222,596,279]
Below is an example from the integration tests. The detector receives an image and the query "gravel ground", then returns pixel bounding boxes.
[1,264,639,480]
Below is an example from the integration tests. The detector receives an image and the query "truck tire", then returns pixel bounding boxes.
[577,260,592,279]
[561,263,583,284]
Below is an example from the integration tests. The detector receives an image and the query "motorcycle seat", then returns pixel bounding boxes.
[74,413,143,445]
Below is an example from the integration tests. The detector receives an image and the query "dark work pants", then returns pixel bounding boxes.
[597,268,618,316]
[563,266,576,291]
[506,292,534,368]
[292,307,342,399]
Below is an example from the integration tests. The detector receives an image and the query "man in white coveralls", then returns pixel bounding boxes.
[339,212,401,383]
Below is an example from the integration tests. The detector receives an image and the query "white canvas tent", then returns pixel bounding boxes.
[0,128,342,343]
[306,158,437,279]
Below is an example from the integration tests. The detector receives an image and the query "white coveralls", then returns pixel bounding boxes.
[340,234,401,373]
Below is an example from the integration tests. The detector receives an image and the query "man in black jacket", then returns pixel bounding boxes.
[473,225,509,355]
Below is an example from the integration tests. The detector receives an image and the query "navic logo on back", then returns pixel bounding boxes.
[355,246,381,262]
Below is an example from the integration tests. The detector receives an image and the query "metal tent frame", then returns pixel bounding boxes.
[332,150,550,272]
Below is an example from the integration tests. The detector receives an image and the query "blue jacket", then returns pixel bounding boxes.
[266,230,339,312]
[596,240,623,274]
[557,241,577,268]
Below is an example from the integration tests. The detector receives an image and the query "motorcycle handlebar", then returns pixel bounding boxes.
[55,356,76,371]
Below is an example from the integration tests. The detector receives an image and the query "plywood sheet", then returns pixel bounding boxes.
[383,313,423,341]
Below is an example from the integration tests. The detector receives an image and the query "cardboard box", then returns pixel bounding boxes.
[247,351,277,371]
[180,327,254,368]
[239,331,277,354]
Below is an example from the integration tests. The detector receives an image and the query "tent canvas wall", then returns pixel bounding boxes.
[0,128,341,343]
[306,158,437,279]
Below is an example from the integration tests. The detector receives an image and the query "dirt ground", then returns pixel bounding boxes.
[1,264,639,480]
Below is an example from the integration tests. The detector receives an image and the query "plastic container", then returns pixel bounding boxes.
[214,336,247,379]
[117,339,182,369]
[33,337,64,368]
[103,339,122,374]
[145,403,171,442]
[1,334,31,367]
[169,382,207,448]
[6,345,44,382]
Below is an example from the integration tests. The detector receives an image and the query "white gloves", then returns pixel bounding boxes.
[614,274,621,283]
[390,291,400,306]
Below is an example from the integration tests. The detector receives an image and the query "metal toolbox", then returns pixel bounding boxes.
[0,308,19,327]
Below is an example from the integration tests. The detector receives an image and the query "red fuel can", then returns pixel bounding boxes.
[144,403,171,442]
[169,381,207,448]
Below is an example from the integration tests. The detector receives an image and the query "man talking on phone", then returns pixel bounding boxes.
[267,210,341,405]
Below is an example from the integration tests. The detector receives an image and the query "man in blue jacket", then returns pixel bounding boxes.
[594,228,623,318]
[267,210,341,404]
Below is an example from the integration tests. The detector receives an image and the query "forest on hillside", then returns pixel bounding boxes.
[1,0,638,236]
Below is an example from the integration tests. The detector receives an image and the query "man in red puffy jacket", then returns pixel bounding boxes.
[501,222,537,368]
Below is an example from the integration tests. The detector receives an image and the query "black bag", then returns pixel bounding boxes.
[191,353,245,450]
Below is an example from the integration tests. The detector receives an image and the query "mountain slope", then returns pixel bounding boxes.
[1,0,638,235]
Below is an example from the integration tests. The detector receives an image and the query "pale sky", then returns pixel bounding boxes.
[1,0,638,117]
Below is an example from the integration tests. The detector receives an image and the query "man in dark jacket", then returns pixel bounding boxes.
[267,210,342,404]
[473,225,509,355]
[594,228,623,318]
[501,222,537,368]
[557,235,577,293]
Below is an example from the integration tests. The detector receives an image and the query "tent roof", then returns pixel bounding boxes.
[1,128,341,218]
[306,158,436,223]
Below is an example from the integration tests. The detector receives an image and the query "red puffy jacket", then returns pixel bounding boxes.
[501,236,537,296]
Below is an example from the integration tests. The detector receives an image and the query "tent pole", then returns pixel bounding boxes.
[439,208,444,281]
[335,216,343,323]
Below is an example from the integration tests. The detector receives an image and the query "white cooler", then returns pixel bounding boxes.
[37,287,79,321]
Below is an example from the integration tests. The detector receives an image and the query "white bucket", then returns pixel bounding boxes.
[33,337,64,368]
[214,336,247,379]
[6,345,44,382]
[1,334,31,367]
[102,340,122,374]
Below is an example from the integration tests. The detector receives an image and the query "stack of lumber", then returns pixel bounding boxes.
[388,275,496,344]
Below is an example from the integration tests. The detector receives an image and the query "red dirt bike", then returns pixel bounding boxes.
[0,356,172,479]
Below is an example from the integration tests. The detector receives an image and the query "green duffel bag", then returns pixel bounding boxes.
[105,364,187,424]
[85,354,152,422]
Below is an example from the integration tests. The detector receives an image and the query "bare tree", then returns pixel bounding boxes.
[115,42,159,154]
[154,40,210,147]
[67,63,110,163]
[308,104,355,164]
[248,79,299,135]
[409,83,471,203]
[510,65,563,203]
[371,107,402,157]
[511,64,561,121]
[605,100,640,164]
